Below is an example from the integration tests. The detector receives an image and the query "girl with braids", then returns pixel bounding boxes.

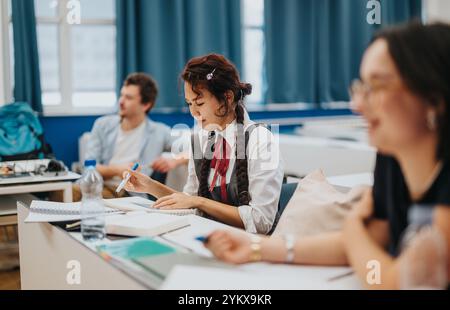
[123,54,284,234]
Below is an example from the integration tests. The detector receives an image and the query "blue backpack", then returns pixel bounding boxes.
[0,102,53,161]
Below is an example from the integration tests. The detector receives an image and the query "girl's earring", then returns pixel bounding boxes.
[427,110,437,131]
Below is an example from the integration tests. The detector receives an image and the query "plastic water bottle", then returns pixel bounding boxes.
[80,159,105,241]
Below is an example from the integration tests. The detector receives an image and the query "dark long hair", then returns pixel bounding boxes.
[373,21,450,161]
[181,54,252,205]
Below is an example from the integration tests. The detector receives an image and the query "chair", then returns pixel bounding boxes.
[278,183,298,216]
[268,183,298,234]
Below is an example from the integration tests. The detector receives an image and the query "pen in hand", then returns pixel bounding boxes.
[195,236,209,243]
[115,163,139,193]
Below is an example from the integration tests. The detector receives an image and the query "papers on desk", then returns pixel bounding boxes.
[134,252,234,280]
[161,215,237,257]
[25,200,120,223]
[24,197,198,225]
[161,264,362,290]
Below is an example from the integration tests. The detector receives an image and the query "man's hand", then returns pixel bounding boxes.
[151,157,180,173]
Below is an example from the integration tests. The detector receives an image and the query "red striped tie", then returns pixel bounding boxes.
[209,136,230,203]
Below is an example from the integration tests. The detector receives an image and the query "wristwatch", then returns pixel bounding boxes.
[283,234,295,263]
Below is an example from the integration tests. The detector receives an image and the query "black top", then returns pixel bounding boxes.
[372,154,450,256]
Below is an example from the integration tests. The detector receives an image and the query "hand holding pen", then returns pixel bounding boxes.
[119,165,155,194]
[116,163,140,193]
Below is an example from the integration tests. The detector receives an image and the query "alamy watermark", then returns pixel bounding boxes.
[367,0,381,25]
[66,259,81,285]
[49,0,82,25]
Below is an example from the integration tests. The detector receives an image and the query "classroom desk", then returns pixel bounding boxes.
[0,172,80,202]
[17,203,362,290]
[0,172,80,229]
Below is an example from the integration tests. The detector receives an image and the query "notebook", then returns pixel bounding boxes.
[97,237,175,260]
[103,196,200,216]
[104,211,190,237]
[25,200,119,223]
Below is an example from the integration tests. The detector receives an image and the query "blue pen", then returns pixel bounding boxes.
[116,163,139,193]
[195,236,209,243]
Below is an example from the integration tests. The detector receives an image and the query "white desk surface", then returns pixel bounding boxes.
[18,202,362,290]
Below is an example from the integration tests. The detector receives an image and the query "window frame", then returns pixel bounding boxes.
[41,0,116,115]
[241,0,266,108]
[3,0,117,115]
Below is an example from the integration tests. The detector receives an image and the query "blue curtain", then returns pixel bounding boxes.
[116,0,242,108]
[264,0,422,106]
[11,0,43,113]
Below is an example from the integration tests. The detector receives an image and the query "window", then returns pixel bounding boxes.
[36,0,116,112]
[7,0,116,113]
[242,0,265,106]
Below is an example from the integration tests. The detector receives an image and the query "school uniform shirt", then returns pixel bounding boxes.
[183,115,284,234]
[372,153,450,256]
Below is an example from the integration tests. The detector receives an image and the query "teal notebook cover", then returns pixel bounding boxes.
[97,237,175,260]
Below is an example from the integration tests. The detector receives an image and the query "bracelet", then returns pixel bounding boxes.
[283,234,295,263]
[249,235,262,262]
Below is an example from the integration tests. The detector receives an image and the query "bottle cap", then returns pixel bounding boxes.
[84,159,97,167]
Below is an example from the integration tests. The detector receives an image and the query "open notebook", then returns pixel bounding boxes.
[103,197,200,216]
[104,211,190,237]
[25,200,120,223]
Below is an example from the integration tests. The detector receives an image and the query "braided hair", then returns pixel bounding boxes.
[181,54,252,205]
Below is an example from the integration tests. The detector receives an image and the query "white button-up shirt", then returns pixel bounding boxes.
[183,115,284,234]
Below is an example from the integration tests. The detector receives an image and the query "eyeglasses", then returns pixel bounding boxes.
[348,77,399,108]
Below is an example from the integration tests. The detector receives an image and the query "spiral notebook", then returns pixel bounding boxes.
[25,200,120,223]
[103,197,200,216]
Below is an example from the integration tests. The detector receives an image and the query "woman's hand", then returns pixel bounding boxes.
[153,192,199,210]
[204,230,253,264]
[122,170,153,194]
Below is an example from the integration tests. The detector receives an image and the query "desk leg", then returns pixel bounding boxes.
[62,183,73,203]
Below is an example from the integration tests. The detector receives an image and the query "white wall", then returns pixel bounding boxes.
[425,0,450,23]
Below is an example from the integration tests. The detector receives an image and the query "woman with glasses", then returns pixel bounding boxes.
[203,22,450,289]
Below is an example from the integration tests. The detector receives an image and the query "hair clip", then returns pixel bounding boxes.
[206,68,216,81]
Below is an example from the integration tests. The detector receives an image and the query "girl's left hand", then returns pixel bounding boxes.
[153,193,199,210]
